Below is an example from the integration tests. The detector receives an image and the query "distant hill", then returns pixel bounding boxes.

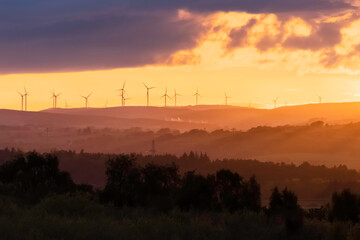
[41,102,360,130]
[2,104,360,171]
[0,109,213,131]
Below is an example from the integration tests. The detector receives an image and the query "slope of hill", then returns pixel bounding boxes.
[0,109,213,130]
[41,102,360,130]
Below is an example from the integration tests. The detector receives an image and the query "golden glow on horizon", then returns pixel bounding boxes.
[1,11,360,111]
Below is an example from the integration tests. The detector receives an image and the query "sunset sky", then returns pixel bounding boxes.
[2,0,360,110]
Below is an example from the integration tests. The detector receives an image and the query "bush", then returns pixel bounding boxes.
[329,189,360,223]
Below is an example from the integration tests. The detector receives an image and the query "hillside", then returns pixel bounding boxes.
[41,102,360,130]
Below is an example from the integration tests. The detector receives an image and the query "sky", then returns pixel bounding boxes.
[1,0,360,110]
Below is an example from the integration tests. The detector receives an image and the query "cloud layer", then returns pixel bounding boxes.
[0,0,357,74]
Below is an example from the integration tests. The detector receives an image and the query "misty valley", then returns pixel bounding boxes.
[1,105,360,239]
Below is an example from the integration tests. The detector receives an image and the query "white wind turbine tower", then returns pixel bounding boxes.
[81,93,92,108]
[123,97,131,106]
[161,87,172,107]
[24,87,29,111]
[173,89,181,106]
[273,97,279,109]
[50,90,61,109]
[118,81,126,107]
[65,100,71,109]
[317,95,323,104]
[193,88,201,105]
[224,92,231,105]
[55,92,61,109]
[17,91,25,111]
[103,99,109,108]
[51,91,55,109]
[143,83,155,107]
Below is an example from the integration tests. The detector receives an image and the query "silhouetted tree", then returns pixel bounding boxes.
[215,169,243,212]
[242,175,261,212]
[0,152,75,203]
[141,163,180,210]
[177,171,217,211]
[101,155,142,207]
[282,189,303,235]
[329,189,360,223]
[214,170,261,212]
[269,187,283,215]
[268,188,303,235]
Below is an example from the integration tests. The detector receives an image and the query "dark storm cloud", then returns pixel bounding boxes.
[282,22,343,51]
[0,2,206,74]
[122,0,353,13]
[227,19,257,50]
[226,19,350,54]
[0,0,355,74]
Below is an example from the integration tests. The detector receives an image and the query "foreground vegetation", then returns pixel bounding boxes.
[2,148,359,207]
[1,151,360,239]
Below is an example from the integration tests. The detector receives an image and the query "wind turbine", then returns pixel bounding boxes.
[173,89,181,107]
[55,92,61,109]
[50,90,61,109]
[193,88,201,105]
[123,97,131,106]
[273,97,279,109]
[81,93,92,108]
[224,92,231,105]
[17,91,25,111]
[50,91,55,109]
[143,83,155,107]
[317,95,323,104]
[24,88,29,111]
[117,81,126,107]
[104,99,109,108]
[18,91,24,111]
[65,100,71,109]
[161,87,172,107]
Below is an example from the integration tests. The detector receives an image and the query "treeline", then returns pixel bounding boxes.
[1,148,357,183]
[101,155,260,213]
[2,151,360,239]
[1,148,359,205]
[0,151,261,213]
